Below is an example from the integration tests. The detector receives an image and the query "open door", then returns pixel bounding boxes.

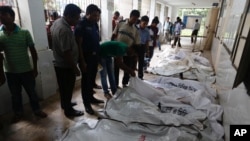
[233,29,250,91]
[233,4,250,93]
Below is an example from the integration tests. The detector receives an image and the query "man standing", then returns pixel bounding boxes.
[50,4,84,117]
[154,16,162,51]
[172,17,182,48]
[74,4,103,115]
[148,19,159,64]
[163,17,173,44]
[191,19,200,43]
[112,11,120,31]
[0,6,47,121]
[137,15,150,80]
[111,10,140,87]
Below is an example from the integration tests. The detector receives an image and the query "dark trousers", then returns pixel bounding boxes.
[5,71,41,114]
[114,57,120,87]
[122,55,137,85]
[138,44,146,79]
[173,34,181,47]
[54,67,76,112]
[191,30,198,43]
[148,46,155,61]
[81,53,98,103]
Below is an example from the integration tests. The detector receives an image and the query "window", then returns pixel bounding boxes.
[222,0,247,52]
[154,3,161,18]
[141,0,150,16]
[43,0,101,16]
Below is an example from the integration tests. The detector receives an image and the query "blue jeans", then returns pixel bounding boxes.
[157,39,161,50]
[100,56,117,94]
[5,71,41,114]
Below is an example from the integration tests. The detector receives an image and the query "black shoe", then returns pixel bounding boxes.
[12,113,23,123]
[171,44,175,48]
[61,102,77,109]
[65,109,84,117]
[84,103,95,115]
[89,97,104,104]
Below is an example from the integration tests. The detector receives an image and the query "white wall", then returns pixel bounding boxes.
[149,0,156,22]
[171,6,179,21]
[133,0,138,9]
[100,0,113,41]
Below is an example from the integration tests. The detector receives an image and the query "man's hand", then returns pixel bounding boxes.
[0,53,5,86]
[33,69,38,78]
[79,62,87,73]
[129,70,136,77]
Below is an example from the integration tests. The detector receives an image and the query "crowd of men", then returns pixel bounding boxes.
[0,3,200,122]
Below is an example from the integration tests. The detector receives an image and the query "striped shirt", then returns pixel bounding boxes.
[113,19,140,47]
[0,24,34,73]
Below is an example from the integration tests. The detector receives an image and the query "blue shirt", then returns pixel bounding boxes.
[74,17,100,53]
[174,22,182,35]
[137,25,150,44]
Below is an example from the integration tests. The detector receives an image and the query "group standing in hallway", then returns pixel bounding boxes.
[0,3,189,121]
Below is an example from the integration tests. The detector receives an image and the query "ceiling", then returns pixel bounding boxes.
[161,0,221,8]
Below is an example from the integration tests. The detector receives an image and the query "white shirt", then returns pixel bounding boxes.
[163,21,170,31]
[193,22,200,30]
[157,22,162,35]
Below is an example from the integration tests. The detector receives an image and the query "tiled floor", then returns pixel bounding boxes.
[0,37,211,141]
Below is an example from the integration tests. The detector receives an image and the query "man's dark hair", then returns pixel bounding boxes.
[195,19,198,22]
[86,4,100,15]
[154,16,159,20]
[51,11,59,19]
[0,6,15,18]
[140,15,149,22]
[152,18,159,24]
[114,11,120,16]
[130,10,140,18]
[63,4,81,17]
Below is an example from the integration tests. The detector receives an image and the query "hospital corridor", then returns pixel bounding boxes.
[0,0,250,141]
